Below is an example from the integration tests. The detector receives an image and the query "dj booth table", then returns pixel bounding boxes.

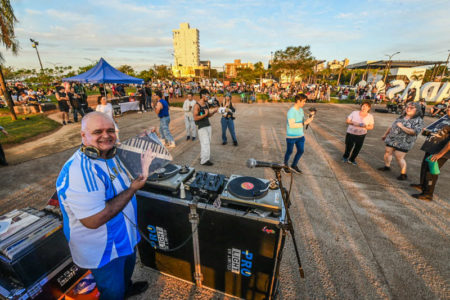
[118,101,139,113]
[136,189,286,300]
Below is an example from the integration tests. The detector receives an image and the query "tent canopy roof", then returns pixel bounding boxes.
[63,58,144,84]
[347,60,447,70]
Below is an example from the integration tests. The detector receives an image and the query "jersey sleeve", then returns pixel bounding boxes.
[59,160,106,220]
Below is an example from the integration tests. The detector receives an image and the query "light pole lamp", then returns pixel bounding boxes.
[383,51,400,83]
[30,38,44,72]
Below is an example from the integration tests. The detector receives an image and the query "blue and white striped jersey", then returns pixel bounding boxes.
[56,149,140,269]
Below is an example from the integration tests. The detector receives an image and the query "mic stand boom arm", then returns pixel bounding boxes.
[273,167,305,278]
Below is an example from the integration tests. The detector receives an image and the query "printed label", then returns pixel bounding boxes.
[147,225,169,250]
[227,248,254,277]
[241,182,254,190]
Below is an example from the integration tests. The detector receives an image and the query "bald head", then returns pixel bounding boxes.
[81,112,114,132]
[81,112,117,155]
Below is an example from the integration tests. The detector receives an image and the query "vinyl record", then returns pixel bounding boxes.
[227,176,269,200]
[148,164,180,181]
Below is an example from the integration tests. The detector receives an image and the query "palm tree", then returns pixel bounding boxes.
[0,0,19,120]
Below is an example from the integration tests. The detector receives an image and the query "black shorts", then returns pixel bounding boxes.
[58,101,69,112]
[386,143,408,153]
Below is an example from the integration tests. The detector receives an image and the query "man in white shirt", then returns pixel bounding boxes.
[183,92,197,141]
[56,112,152,299]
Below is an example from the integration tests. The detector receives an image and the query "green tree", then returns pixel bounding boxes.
[154,65,171,80]
[235,61,266,84]
[271,45,315,84]
[117,65,135,76]
[137,69,155,82]
[0,0,19,120]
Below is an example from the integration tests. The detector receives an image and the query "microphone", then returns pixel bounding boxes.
[246,158,287,170]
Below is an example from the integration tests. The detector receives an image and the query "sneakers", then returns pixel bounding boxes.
[233,141,238,146]
[125,281,149,298]
[290,165,302,174]
[222,141,227,145]
[342,157,348,163]
[201,160,214,166]
[192,137,196,141]
[411,193,433,201]
[397,174,408,180]
[67,121,73,124]
[378,166,391,171]
[167,142,176,148]
[186,136,191,140]
[137,111,143,114]
[410,183,422,191]
[283,165,290,173]
[349,160,358,166]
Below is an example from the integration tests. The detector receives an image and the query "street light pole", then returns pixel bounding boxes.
[441,50,450,78]
[30,38,44,72]
[383,51,400,84]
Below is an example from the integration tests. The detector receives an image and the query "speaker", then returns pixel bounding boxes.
[136,190,285,300]
[136,192,195,283]
[196,205,285,300]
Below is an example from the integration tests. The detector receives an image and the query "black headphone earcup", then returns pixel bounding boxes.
[81,145,116,159]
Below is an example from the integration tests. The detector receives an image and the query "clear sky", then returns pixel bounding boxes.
[2,0,450,71]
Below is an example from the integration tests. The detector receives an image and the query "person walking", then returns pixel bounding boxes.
[283,93,315,174]
[154,90,175,148]
[378,102,424,180]
[182,92,197,141]
[342,101,375,165]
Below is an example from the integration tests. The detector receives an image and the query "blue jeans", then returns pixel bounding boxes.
[90,251,136,300]
[72,107,85,122]
[159,116,174,143]
[284,137,305,167]
[221,117,237,143]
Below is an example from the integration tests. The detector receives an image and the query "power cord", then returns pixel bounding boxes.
[121,199,208,253]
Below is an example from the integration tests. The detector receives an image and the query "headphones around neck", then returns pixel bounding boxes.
[80,144,116,159]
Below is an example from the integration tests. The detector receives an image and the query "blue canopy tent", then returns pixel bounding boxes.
[63,58,144,84]
[63,58,144,107]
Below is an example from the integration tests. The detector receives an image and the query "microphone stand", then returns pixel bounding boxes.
[273,167,305,278]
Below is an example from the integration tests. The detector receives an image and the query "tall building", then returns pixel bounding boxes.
[172,23,200,67]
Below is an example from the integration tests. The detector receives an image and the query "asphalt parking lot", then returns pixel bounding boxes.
[1,103,448,299]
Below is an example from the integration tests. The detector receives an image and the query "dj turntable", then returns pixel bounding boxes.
[220,175,283,213]
[145,163,194,192]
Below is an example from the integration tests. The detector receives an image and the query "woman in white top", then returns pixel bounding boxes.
[342,101,375,165]
[96,96,120,141]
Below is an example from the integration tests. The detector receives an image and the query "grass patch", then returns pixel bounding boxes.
[0,114,61,144]
[169,102,183,108]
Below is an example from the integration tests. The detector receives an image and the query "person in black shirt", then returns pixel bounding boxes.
[410,107,450,201]
[193,89,218,166]
[137,85,146,113]
[69,87,85,122]
[145,83,152,111]
[55,85,71,125]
